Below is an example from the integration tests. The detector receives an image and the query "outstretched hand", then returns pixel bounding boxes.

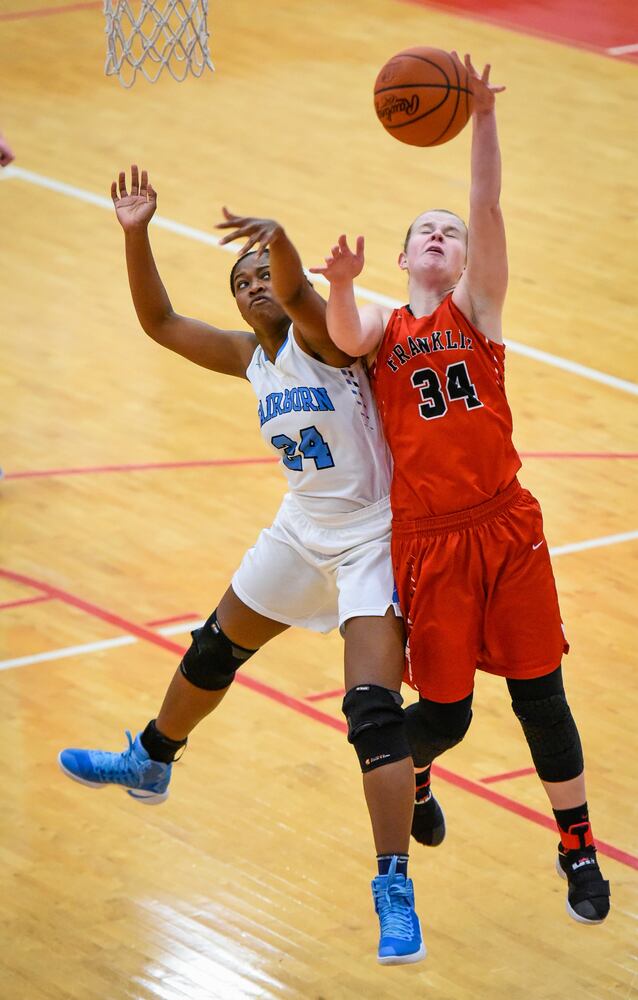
[216,208,284,257]
[452,51,505,114]
[111,165,157,231]
[309,234,365,283]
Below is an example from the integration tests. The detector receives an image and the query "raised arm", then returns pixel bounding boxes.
[452,54,507,343]
[113,167,256,379]
[309,235,387,360]
[216,209,353,366]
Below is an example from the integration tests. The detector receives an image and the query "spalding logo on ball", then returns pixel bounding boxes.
[374,47,474,147]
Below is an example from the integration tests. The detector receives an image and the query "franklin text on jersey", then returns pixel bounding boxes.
[384,323,474,373]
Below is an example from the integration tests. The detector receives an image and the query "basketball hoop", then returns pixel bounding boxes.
[104,0,214,88]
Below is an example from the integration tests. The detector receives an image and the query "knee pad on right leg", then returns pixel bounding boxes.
[510,692,584,782]
[405,694,473,768]
[342,684,412,773]
[179,610,256,691]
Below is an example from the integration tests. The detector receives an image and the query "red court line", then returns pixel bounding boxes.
[0,2,100,21]
[481,766,537,785]
[0,594,53,611]
[145,614,201,628]
[4,457,278,480]
[431,764,637,869]
[0,568,346,736]
[1,565,635,871]
[3,452,636,482]
[305,687,345,703]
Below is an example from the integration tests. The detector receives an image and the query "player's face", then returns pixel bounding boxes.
[232,254,288,328]
[400,211,467,283]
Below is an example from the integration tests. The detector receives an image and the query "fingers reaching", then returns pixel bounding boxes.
[215,211,280,258]
[332,234,365,258]
[308,234,364,277]
[216,206,240,230]
[451,51,506,102]
[219,206,240,225]
[110,165,157,233]
[464,53,479,78]
[111,166,156,204]
[239,235,260,256]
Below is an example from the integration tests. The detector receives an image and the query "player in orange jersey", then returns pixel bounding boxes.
[312,53,610,925]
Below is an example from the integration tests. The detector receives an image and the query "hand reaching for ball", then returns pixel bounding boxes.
[451,52,505,115]
[309,235,365,284]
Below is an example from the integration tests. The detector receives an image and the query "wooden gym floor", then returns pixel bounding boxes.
[1,1,637,997]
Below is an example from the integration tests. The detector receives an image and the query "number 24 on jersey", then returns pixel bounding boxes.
[271,424,335,471]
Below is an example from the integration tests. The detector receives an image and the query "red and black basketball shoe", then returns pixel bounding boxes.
[556,845,611,924]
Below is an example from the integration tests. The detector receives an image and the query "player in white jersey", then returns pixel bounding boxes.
[58,168,426,965]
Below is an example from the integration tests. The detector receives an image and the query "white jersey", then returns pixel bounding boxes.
[246,330,391,513]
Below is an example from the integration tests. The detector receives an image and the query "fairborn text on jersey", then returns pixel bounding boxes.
[258,386,335,426]
[386,328,473,372]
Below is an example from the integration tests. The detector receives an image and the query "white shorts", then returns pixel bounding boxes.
[231,492,399,634]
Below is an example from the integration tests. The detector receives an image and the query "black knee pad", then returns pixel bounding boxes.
[179,611,256,691]
[510,691,584,782]
[405,694,473,768]
[341,684,411,773]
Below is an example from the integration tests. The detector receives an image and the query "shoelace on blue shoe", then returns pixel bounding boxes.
[90,730,154,785]
[373,859,415,942]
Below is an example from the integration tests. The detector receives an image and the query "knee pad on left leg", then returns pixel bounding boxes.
[511,692,584,782]
[341,685,411,773]
[404,695,473,768]
[179,610,256,691]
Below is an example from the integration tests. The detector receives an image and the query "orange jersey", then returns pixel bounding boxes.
[370,294,521,520]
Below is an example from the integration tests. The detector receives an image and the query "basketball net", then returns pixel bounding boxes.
[104,0,214,88]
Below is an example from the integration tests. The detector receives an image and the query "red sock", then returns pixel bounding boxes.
[553,803,595,852]
[415,766,432,804]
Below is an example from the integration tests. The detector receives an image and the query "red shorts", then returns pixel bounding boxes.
[392,479,569,702]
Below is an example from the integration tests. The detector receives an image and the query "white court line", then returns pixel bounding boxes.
[549,529,638,558]
[2,528,637,673]
[0,634,137,670]
[606,43,638,56]
[5,166,638,398]
[0,619,203,672]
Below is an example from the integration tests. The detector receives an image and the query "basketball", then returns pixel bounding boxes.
[373,47,474,147]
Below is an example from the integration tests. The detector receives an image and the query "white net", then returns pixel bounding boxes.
[104,0,214,88]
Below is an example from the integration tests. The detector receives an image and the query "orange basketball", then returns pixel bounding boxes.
[374,47,474,147]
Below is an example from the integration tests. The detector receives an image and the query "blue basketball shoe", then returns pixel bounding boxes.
[58,730,171,804]
[371,856,427,965]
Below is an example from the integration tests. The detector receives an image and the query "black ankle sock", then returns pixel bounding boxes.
[415,766,432,803]
[553,802,588,829]
[377,854,409,877]
[140,719,187,763]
